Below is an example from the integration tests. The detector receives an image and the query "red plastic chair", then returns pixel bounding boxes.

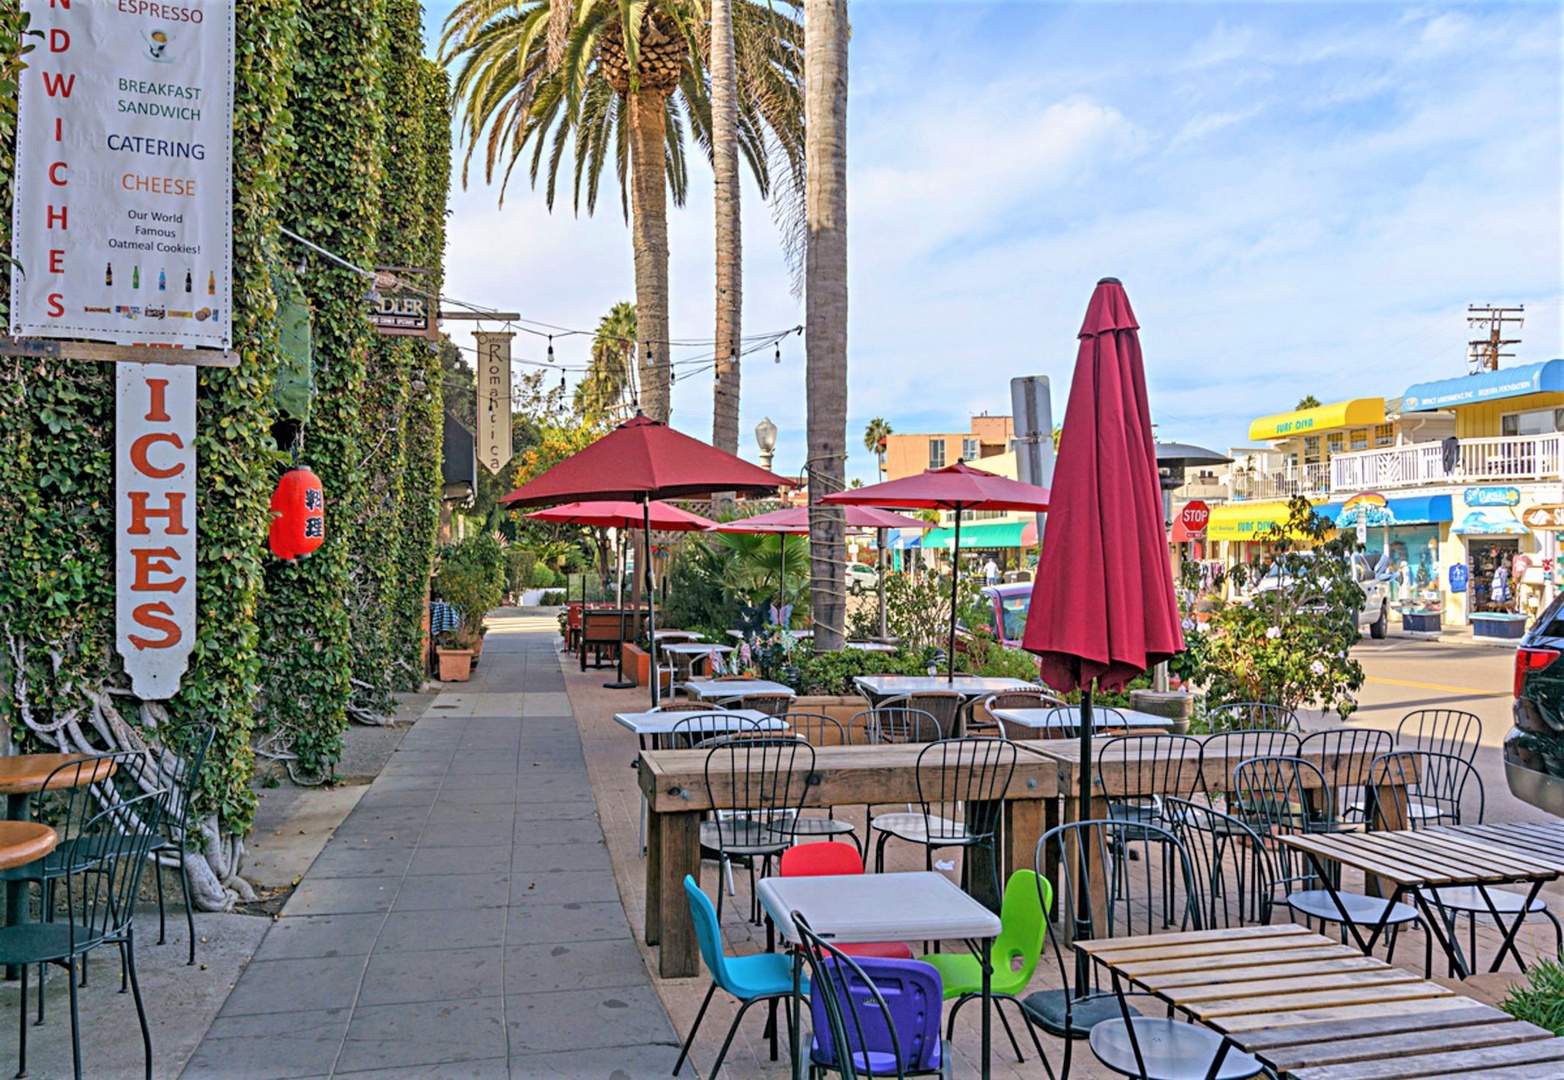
[779,843,913,959]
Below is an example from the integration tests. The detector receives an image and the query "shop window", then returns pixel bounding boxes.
[1501,408,1564,438]
[1374,424,1395,447]
[1303,436,1321,465]
[1349,428,1369,450]
[928,439,946,469]
[962,437,980,461]
[1326,433,1344,456]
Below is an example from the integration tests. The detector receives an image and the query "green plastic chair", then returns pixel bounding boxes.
[919,869,1055,1070]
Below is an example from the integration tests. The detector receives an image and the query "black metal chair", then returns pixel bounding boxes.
[1163,797,1281,930]
[145,722,216,964]
[1043,706,1128,739]
[0,781,166,1080]
[975,689,1067,738]
[1206,702,1300,733]
[700,735,815,923]
[1233,755,1431,976]
[1098,733,1203,928]
[1396,709,1482,763]
[1369,751,1563,972]
[1299,727,1393,831]
[670,712,761,749]
[871,738,1017,903]
[875,692,962,740]
[776,713,860,852]
[856,706,943,746]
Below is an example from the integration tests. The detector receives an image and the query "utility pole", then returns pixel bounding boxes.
[1467,304,1524,373]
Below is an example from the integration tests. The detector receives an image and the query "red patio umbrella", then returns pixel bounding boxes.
[501,415,790,704]
[1020,276,1184,829]
[824,462,1049,680]
[527,500,719,688]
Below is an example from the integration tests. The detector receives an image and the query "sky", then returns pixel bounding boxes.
[421,1,1564,484]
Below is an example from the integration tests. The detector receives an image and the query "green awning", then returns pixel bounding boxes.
[923,521,1027,549]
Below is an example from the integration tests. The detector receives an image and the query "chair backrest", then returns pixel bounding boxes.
[1163,796,1280,930]
[670,712,759,748]
[654,700,714,713]
[1044,705,1128,738]
[1096,733,1203,810]
[913,738,1017,844]
[1034,819,1200,994]
[781,841,863,877]
[904,691,963,738]
[702,736,816,844]
[1397,709,1482,762]
[683,875,739,991]
[1207,702,1300,733]
[72,788,168,948]
[855,706,942,746]
[1230,755,1333,893]
[780,712,849,747]
[795,913,942,1079]
[140,723,215,843]
[1199,729,1303,799]
[1368,750,1485,828]
[992,869,1051,994]
[1299,728,1394,823]
[730,693,793,716]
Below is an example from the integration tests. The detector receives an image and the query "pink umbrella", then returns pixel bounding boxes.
[825,462,1049,679]
[1021,277,1184,824]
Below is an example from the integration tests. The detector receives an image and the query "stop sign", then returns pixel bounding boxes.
[1180,500,1210,534]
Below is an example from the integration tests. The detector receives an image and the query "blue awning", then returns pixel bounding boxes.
[1314,495,1454,528]
[1402,359,1564,412]
[1450,507,1528,535]
[885,529,921,549]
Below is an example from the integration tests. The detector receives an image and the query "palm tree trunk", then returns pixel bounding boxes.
[804,0,849,651]
[710,0,742,454]
[628,89,672,423]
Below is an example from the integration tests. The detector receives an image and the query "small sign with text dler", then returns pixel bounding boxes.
[367,271,438,340]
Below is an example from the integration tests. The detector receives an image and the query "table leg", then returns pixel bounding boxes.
[1409,887,1471,978]
[790,949,804,1080]
[5,792,31,980]
[656,811,702,979]
[645,807,663,947]
[1480,880,1546,973]
[969,799,1003,913]
[980,934,993,1080]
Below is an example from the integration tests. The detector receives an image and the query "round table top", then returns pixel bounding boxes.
[0,753,117,796]
[0,821,57,870]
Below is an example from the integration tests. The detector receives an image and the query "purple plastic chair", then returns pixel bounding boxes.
[795,912,947,1079]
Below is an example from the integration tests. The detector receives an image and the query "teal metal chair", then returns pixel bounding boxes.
[674,875,800,1077]
[919,869,1054,1071]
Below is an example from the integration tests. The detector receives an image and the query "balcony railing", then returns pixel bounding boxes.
[1330,434,1564,491]
[1232,462,1332,501]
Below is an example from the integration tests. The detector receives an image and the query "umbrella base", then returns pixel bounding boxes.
[603,680,637,690]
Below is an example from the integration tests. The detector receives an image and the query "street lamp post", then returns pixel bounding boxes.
[755,416,778,472]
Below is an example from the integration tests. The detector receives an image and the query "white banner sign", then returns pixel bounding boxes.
[116,363,197,699]
[474,331,513,475]
[11,0,234,349]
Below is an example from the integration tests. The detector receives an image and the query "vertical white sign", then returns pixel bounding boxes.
[11,0,235,348]
[474,331,513,475]
[116,363,197,699]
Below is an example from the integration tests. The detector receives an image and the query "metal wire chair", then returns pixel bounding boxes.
[1396,709,1482,763]
[700,735,816,923]
[1205,702,1300,732]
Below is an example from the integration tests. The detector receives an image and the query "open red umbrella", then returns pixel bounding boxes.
[1021,276,1184,827]
[528,500,718,689]
[501,415,790,704]
[825,462,1049,680]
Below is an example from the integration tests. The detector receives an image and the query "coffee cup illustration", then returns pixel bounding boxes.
[143,28,175,61]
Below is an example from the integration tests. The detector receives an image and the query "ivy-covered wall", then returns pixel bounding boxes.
[0,0,450,903]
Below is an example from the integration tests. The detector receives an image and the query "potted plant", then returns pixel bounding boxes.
[435,628,477,682]
[433,534,506,667]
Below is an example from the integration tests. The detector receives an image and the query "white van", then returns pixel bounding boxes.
[1250,551,1392,639]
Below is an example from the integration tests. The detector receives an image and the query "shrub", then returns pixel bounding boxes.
[539,590,567,605]
[505,547,537,595]
[792,648,935,696]
[433,534,506,635]
[531,564,557,589]
[1503,955,1564,1034]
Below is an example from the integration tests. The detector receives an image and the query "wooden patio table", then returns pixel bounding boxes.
[1077,923,1564,1079]
[637,740,1061,978]
[0,822,56,872]
[1279,828,1564,978]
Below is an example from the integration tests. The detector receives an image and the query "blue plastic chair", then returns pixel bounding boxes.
[796,912,949,1079]
[674,875,799,1077]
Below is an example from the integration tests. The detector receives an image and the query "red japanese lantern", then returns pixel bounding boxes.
[269,467,325,560]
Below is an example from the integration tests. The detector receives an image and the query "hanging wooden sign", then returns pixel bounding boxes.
[474,330,513,474]
[367,270,437,339]
[116,362,197,699]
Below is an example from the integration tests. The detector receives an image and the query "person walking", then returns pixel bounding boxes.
[983,556,1000,586]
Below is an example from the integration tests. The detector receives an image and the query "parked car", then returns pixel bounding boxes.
[846,563,879,591]
[1508,595,1564,815]
[967,582,1034,648]
[1248,551,1391,639]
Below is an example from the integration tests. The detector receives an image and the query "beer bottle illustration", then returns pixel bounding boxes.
[158,269,167,291]
[132,266,140,290]
[207,270,215,295]
[184,270,193,293]
[105,263,113,287]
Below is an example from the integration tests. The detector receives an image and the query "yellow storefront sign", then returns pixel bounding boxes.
[1206,501,1300,540]
[1247,398,1385,442]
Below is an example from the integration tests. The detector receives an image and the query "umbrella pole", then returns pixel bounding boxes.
[604,526,637,690]
[947,511,963,683]
[877,527,888,640]
[645,498,659,708]
[778,536,786,624]
[1075,679,1094,991]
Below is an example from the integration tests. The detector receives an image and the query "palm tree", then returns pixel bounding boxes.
[805,0,849,649]
[864,417,891,475]
[1296,395,1322,410]
[442,0,804,425]
[710,0,742,453]
[576,301,638,423]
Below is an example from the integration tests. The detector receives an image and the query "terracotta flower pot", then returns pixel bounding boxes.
[437,647,474,682]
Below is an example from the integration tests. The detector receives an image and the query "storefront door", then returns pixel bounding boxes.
[1468,539,1521,613]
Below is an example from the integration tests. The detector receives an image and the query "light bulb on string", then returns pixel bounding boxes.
[547,335,554,362]
[774,341,781,364]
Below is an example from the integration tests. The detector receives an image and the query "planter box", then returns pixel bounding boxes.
[436,648,474,682]
[790,696,872,742]
[624,643,673,690]
[1401,611,1442,634]
[1472,613,1527,640]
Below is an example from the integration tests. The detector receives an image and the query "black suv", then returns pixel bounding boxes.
[1509,593,1564,814]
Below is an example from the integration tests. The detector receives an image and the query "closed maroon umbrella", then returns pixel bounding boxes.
[1021,279,1184,951]
[825,462,1049,680]
[500,415,791,704]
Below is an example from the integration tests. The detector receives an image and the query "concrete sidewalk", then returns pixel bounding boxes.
[183,612,681,1078]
